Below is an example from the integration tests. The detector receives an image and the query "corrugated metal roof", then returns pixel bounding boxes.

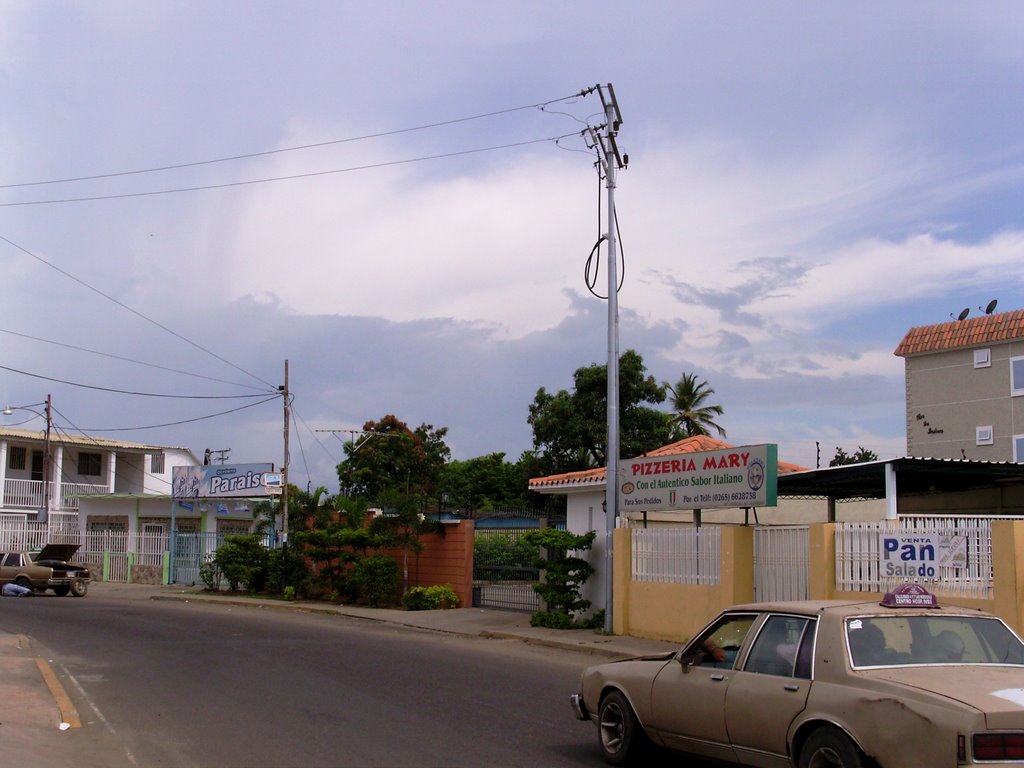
[0,426,169,452]
[529,436,807,491]
[894,309,1024,357]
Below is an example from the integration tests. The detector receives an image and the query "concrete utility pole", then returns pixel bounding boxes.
[281,360,290,544]
[588,84,627,634]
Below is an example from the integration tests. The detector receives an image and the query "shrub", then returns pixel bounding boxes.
[473,532,538,581]
[214,535,269,592]
[403,584,460,611]
[530,611,573,629]
[352,555,398,607]
[199,556,220,591]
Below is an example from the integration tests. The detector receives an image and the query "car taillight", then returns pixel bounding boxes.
[974,733,1024,760]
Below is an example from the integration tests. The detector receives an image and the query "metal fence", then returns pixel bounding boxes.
[631,526,722,585]
[472,527,542,611]
[835,516,1000,599]
[754,525,809,602]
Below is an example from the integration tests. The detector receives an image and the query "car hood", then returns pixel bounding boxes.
[35,543,81,561]
[863,666,1024,729]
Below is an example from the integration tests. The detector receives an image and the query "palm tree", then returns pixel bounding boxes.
[664,373,727,439]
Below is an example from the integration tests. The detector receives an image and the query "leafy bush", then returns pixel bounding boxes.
[402,584,460,610]
[530,611,573,629]
[199,555,220,590]
[214,535,269,592]
[523,528,596,626]
[352,555,399,607]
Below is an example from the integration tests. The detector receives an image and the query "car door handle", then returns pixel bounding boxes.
[710,674,727,682]
[784,684,800,692]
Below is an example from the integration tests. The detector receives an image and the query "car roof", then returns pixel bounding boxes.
[723,598,994,619]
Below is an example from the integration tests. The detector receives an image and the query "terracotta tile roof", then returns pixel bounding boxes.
[894,309,1024,357]
[528,436,807,491]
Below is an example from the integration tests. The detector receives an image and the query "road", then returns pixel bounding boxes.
[0,588,614,768]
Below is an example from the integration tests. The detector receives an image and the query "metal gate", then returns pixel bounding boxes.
[754,525,809,602]
[472,527,541,611]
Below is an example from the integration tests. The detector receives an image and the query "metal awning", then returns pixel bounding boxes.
[778,457,1024,501]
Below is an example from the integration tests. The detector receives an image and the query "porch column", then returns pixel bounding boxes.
[0,440,7,507]
[884,462,898,520]
[51,445,64,511]
[107,451,117,493]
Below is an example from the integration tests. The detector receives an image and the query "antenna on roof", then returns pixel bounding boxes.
[950,307,970,321]
[979,299,998,315]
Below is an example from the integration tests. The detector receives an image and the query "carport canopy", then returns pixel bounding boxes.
[778,457,1024,518]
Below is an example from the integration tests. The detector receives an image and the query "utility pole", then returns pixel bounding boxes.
[42,393,52,523]
[588,84,626,635]
[281,360,290,544]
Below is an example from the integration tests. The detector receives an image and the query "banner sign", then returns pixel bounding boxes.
[618,444,777,512]
[172,463,275,499]
[879,533,967,578]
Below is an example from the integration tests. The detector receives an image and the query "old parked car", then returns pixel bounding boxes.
[0,544,90,597]
[572,585,1024,767]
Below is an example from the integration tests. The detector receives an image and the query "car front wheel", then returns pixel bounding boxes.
[598,690,647,765]
[799,726,865,768]
[70,579,88,597]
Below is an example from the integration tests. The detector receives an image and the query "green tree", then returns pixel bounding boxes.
[369,489,443,595]
[337,415,450,502]
[664,372,727,439]
[527,350,673,474]
[829,446,879,466]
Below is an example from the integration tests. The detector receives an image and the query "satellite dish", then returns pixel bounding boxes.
[984,299,998,315]
[957,308,970,321]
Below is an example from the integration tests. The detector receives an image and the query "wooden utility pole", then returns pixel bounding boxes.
[281,360,290,543]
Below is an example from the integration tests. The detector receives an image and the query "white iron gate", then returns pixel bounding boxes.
[754,525,809,602]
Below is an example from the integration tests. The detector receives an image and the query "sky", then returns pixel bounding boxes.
[2,1,1023,494]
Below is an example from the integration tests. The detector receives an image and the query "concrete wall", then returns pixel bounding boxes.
[612,520,1024,643]
[905,340,1024,461]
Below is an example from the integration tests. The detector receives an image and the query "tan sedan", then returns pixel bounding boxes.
[572,585,1024,767]
[0,544,90,596]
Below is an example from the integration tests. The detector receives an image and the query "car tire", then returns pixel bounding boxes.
[799,726,866,768]
[53,585,71,596]
[598,690,648,765]
[15,576,32,590]
[70,579,88,597]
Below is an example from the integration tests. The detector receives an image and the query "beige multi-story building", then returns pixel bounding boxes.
[895,308,1024,462]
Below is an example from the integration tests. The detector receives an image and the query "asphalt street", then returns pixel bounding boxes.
[0,583,681,768]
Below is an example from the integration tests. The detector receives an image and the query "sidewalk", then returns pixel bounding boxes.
[143,582,682,658]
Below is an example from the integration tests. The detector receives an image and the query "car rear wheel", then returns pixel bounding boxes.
[53,585,70,596]
[70,579,88,597]
[598,690,648,765]
[15,576,32,590]
[799,726,866,768]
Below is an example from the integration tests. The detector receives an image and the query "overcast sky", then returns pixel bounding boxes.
[2,2,1023,493]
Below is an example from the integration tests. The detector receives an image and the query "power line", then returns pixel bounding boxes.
[0,363,275,399]
[67,395,280,432]
[0,234,278,391]
[0,92,588,190]
[0,327,269,391]
[0,133,585,207]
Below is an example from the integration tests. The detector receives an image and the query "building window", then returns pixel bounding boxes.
[976,426,994,446]
[974,348,991,368]
[150,453,165,474]
[8,446,26,471]
[78,452,102,477]
[1013,357,1024,396]
[1016,436,1024,462]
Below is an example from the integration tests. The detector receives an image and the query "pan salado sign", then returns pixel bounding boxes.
[618,444,778,512]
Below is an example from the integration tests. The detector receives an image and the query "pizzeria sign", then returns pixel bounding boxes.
[617,444,778,512]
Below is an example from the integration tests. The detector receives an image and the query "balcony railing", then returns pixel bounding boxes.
[2,479,110,511]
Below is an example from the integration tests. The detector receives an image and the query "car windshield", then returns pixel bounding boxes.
[847,615,1024,667]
